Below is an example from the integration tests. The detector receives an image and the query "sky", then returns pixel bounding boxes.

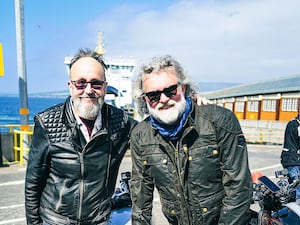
[1,0,300,94]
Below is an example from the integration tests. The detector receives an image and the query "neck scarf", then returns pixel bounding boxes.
[150,97,192,140]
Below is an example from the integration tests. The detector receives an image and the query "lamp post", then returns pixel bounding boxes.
[15,0,30,163]
[15,0,29,131]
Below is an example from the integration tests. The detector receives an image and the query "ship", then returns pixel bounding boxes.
[64,32,136,113]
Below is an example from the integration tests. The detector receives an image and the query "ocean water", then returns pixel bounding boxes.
[0,96,66,126]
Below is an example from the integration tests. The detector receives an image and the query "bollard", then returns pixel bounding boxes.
[0,133,9,167]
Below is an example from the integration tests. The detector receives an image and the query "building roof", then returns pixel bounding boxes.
[203,74,300,99]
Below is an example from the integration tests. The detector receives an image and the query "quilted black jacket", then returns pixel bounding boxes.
[25,97,136,225]
[130,103,252,225]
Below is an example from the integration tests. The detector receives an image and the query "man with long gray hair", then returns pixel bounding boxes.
[130,55,252,225]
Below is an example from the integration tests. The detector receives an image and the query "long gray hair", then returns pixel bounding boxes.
[133,55,199,118]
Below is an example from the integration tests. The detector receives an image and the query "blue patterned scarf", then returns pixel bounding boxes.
[150,97,192,140]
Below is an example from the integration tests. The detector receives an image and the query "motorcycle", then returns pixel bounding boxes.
[108,171,132,225]
[109,169,299,225]
[250,168,300,225]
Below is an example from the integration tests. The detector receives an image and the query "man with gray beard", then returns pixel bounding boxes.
[25,48,137,225]
[130,55,252,225]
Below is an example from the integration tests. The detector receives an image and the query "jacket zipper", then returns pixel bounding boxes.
[172,141,193,224]
[77,130,108,222]
[78,152,84,222]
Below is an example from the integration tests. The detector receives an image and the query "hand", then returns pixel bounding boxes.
[196,96,211,106]
[261,212,271,225]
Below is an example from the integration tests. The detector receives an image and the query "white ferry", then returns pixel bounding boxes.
[64,32,136,112]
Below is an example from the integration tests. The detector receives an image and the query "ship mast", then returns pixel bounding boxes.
[94,32,105,56]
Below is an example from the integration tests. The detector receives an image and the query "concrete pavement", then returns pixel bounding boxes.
[0,144,282,225]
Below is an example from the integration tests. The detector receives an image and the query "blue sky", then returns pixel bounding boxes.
[1,0,300,94]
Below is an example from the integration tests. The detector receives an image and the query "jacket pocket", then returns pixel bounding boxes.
[159,197,179,224]
[142,152,170,188]
[42,208,73,225]
[188,145,223,196]
[191,191,223,224]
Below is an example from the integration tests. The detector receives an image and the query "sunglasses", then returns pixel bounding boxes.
[71,80,106,90]
[144,84,179,103]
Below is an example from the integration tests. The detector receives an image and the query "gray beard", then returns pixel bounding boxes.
[72,97,103,119]
[147,96,186,125]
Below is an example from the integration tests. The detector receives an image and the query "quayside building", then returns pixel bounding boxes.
[202,74,300,144]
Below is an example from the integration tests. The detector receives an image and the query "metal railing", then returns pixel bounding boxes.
[1,120,285,166]
[240,119,285,145]
[13,129,33,166]
[0,124,33,133]
[244,130,284,145]
[0,124,34,165]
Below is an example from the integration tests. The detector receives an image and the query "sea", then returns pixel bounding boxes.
[0,96,66,127]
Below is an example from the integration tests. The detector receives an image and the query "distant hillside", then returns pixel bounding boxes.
[0,91,69,98]
[29,90,69,98]
[198,82,242,92]
[0,82,242,97]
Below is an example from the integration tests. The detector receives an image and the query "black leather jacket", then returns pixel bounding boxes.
[130,104,252,225]
[281,115,300,167]
[25,97,136,225]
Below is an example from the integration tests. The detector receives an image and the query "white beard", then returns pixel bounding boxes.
[72,96,103,119]
[147,93,186,125]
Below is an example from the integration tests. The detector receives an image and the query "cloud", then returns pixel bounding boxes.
[2,0,300,94]
[89,0,300,84]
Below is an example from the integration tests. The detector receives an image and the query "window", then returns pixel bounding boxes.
[225,102,233,111]
[235,102,244,112]
[248,101,259,112]
[262,99,276,112]
[216,99,223,107]
[282,98,298,112]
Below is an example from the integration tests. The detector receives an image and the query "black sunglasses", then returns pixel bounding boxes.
[71,80,106,90]
[144,84,179,103]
